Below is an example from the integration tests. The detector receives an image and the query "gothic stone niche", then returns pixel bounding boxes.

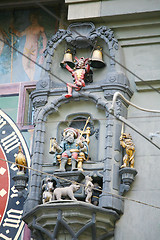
[54,114,100,170]
[47,113,103,202]
[23,94,124,239]
[24,20,134,236]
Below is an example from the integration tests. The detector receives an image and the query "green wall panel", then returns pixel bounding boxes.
[0,95,19,122]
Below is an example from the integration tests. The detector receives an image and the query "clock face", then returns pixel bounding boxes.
[0,109,31,240]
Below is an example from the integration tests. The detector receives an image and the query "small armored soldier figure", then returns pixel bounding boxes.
[63,56,92,98]
[85,175,94,203]
[120,133,135,168]
[42,177,54,203]
[91,183,102,206]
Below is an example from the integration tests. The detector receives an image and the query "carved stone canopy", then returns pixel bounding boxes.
[44,22,118,68]
[66,22,96,49]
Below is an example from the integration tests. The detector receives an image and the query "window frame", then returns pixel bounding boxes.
[0,81,36,131]
[17,82,36,130]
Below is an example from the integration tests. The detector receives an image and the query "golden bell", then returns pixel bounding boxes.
[91,49,106,68]
[60,50,75,68]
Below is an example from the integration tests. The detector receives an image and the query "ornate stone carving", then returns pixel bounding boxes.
[84,175,94,203]
[102,71,133,101]
[42,177,54,203]
[40,80,48,88]
[66,22,96,48]
[44,22,118,74]
[33,96,48,108]
[44,29,69,57]
[32,107,42,126]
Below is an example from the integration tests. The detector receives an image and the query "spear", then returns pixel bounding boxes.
[121,122,124,135]
[79,116,90,140]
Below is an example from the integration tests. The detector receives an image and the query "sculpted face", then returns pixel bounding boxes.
[47,181,53,190]
[77,58,85,68]
[86,176,92,181]
[64,131,75,143]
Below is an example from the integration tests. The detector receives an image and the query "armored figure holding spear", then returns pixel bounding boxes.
[120,126,135,168]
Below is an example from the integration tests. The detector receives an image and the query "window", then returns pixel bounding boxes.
[17,82,36,130]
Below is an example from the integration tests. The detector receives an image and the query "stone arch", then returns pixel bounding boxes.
[25,93,109,213]
[38,92,109,121]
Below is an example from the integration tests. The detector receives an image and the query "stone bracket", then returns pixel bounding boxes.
[119,167,138,195]
[23,201,119,240]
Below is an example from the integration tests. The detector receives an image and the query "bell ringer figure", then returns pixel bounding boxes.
[61,47,105,98]
[63,56,91,98]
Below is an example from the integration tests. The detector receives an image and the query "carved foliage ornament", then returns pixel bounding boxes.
[44,22,118,66]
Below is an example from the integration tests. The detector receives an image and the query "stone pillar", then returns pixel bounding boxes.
[99,110,124,214]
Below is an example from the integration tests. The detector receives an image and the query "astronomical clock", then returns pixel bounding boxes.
[0,109,30,240]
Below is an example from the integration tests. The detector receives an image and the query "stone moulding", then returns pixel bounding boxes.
[23,201,119,240]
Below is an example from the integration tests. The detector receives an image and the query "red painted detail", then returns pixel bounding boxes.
[0,145,9,226]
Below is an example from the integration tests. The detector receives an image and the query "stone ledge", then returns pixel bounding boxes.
[67,0,160,21]
[23,201,119,239]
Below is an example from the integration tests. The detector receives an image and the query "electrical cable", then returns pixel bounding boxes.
[35,1,160,95]
[0,37,67,87]
[110,92,160,114]
[0,0,57,8]
[0,2,160,213]
[1,156,160,210]
[0,2,159,95]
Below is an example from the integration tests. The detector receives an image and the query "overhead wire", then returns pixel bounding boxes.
[0,1,160,213]
[1,156,160,211]
[0,2,159,95]
[35,1,160,95]
[1,114,160,126]
[0,37,67,87]
[1,19,160,147]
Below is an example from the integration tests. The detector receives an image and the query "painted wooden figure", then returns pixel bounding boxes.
[63,57,91,98]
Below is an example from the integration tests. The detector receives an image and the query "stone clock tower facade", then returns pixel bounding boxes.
[22,22,135,240]
[0,1,159,240]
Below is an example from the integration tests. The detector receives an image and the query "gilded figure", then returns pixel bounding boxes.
[120,132,135,168]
